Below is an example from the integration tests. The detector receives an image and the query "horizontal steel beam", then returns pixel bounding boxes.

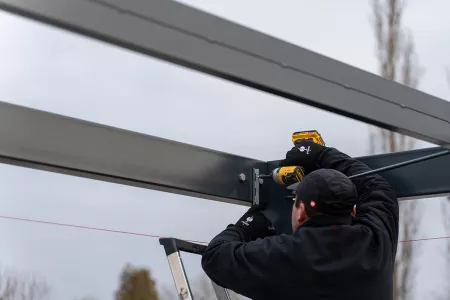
[1,0,450,145]
[0,101,265,205]
[1,101,449,208]
[355,148,450,200]
[265,147,450,202]
[262,147,450,233]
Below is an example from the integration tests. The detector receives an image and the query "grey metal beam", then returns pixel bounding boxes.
[264,147,450,202]
[0,101,265,205]
[263,147,450,234]
[1,0,450,145]
[1,101,449,207]
[355,148,450,200]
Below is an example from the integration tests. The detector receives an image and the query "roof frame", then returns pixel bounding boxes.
[1,0,449,145]
[1,101,449,207]
[0,0,450,222]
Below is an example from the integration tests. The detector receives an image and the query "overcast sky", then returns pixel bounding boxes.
[0,0,449,299]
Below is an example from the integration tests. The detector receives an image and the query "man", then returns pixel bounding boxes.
[201,140,399,300]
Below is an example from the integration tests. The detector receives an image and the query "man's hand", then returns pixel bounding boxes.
[279,140,328,173]
[234,205,277,241]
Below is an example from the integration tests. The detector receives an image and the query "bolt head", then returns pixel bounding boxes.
[238,173,246,182]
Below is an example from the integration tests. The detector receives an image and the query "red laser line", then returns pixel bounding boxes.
[399,236,450,243]
[0,215,208,245]
[0,215,449,244]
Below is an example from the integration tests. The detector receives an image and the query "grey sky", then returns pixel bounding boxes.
[0,0,449,299]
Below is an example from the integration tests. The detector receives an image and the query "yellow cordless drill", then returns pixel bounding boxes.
[259,130,325,186]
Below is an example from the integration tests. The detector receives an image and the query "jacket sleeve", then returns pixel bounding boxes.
[201,225,281,299]
[319,148,399,254]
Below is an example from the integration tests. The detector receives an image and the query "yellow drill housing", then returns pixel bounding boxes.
[271,166,306,185]
[259,130,324,186]
[292,130,325,146]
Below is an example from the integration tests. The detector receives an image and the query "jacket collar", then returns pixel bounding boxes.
[300,214,353,228]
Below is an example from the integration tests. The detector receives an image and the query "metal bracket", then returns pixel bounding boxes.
[252,168,260,205]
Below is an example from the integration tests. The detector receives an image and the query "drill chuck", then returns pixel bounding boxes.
[259,130,323,186]
[261,166,305,186]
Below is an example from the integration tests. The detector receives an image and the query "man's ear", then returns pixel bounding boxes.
[351,205,357,217]
[299,202,308,223]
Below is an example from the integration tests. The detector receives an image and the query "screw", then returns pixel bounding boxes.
[238,173,246,182]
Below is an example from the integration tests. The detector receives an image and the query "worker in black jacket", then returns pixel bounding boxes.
[201,140,399,300]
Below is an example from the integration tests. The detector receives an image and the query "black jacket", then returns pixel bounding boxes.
[201,148,399,300]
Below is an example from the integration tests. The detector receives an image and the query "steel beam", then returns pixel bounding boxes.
[1,0,450,145]
[264,146,450,202]
[353,148,450,200]
[0,101,265,205]
[1,101,449,207]
[262,147,450,233]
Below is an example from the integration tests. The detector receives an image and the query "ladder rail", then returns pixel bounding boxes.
[160,238,195,300]
[159,238,231,300]
[211,281,232,299]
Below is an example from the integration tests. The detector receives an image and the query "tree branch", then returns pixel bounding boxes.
[370,1,422,300]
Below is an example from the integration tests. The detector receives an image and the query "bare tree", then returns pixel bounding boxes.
[441,72,450,300]
[370,1,423,300]
[444,199,450,298]
[0,267,50,300]
[432,196,450,300]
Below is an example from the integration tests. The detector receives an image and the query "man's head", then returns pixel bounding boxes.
[291,168,358,232]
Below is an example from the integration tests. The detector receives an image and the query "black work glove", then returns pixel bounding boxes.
[234,205,277,241]
[279,140,328,173]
